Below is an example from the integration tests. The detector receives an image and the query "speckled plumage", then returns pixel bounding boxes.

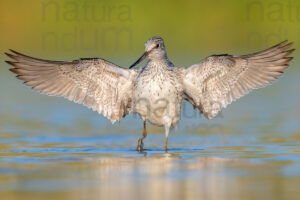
[6,37,294,151]
[133,58,183,138]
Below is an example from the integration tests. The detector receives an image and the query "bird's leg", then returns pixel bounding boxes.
[137,120,147,152]
[165,136,168,152]
[164,119,171,152]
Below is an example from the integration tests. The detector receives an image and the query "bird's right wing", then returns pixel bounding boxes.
[6,50,139,123]
[181,41,294,119]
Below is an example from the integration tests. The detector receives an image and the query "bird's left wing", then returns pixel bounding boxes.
[6,50,139,123]
[181,41,294,119]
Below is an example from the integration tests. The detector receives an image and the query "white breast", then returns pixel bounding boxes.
[133,62,183,126]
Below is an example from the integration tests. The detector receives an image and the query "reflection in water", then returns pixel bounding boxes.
[0,141,299,200]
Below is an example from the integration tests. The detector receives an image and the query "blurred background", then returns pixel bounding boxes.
[0,0,300,200]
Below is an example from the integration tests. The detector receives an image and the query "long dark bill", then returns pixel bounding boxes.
[129,51,148,69]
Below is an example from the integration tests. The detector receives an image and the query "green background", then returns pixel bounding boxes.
[1,0,299,70]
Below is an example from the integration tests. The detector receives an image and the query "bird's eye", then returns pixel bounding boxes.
[156,44,160,48]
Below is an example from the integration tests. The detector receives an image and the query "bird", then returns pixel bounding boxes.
[5,37,294,152]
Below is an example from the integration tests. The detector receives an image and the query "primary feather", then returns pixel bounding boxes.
[6,50,138,123]
[182,40,294,119]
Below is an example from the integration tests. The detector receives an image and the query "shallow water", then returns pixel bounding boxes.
[0,65,300,200]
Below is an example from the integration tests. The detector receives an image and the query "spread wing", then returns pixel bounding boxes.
[182,40,295,119]
[6,50,138,123]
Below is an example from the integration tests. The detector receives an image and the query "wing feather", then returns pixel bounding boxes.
[182,41,294,119]
[6,50,138,123]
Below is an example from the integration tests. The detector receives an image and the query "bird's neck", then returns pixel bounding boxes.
[147,57,173,69]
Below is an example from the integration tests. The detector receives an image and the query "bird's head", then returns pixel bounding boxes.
[129,36,166,69]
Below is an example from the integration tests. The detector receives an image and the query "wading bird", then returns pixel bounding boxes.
[6,37,294,151]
